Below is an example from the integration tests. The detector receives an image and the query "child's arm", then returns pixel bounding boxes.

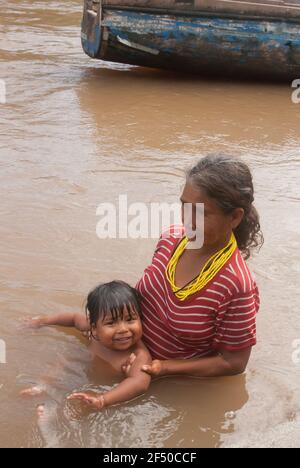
[20,314,90,398]
[24,313,90,332]
[67,344,152,410]
[103,347,152,406]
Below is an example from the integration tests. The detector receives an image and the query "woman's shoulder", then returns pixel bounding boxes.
[155,224,184,251]
[150,225,184,266]
[221,248,259,296]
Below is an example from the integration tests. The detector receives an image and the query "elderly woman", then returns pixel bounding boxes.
[127,154,263,379]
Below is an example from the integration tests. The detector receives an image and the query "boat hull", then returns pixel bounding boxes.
[81,1,300,79]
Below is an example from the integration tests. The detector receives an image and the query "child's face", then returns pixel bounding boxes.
[92,305,143,351]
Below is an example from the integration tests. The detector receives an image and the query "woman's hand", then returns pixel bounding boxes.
[67,392,105,410]
[121,354,164,377]
[141,360,164,377]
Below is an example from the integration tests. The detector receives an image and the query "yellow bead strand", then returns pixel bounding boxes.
[166,232,237,301]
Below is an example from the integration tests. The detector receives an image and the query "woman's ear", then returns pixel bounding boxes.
[231,208,244,230]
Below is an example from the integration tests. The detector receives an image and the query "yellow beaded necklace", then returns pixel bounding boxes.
[166,232,237,301]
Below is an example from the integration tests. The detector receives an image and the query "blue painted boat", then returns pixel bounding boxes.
[81,0,300,79]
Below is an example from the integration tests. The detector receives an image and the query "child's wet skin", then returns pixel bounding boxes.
[20,281,152,411]
[92,306,143,352]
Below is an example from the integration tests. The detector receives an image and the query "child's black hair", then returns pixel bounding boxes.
[85,280,142,328]
[187,154,264,259]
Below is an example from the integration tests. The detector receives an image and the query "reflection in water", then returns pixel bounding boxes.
[1,0,300,448]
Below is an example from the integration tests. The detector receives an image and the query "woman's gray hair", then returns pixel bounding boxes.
[187,154,263,259]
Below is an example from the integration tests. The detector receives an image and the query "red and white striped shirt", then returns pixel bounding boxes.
[136,230,259,360]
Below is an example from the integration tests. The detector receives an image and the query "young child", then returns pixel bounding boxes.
[23,281,152,410]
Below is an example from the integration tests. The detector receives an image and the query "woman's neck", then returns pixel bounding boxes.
[187,232,232,258]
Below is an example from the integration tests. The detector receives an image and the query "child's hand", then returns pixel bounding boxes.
[67,392,105,410]
[21,317,45,329]
[121,353,137,375]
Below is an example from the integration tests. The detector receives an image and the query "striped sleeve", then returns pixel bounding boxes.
[212,285,259,352]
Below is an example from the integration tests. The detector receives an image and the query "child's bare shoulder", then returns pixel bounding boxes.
[132,340,151,361]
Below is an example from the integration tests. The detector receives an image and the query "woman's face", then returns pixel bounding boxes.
[180,182,240,248]
[93,305,143,351]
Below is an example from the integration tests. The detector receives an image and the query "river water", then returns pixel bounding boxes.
[0,0,300,448]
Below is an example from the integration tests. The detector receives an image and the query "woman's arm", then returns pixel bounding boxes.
[68,346,152,409]
[140,347,252,378]
[24,312,90,332]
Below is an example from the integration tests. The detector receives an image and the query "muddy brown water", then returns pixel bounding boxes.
[0,0,300,448]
